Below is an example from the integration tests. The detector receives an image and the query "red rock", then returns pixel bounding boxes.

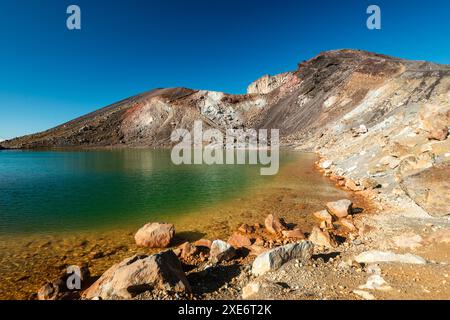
[193,239,212,248]
[254,237,265,246]
[264,214,287,234]
[134,222,175,248]
[228,232,252,248]
[178,242,198,259]
[247,245,269,256]
[326,199,353,218]
[281,229,305,240]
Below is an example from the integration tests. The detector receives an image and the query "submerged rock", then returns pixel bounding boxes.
[251,241,313,276]
[134,222,175,248]
[83,250,190,300]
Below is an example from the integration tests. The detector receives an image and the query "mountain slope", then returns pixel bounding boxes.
[2,49,448,150]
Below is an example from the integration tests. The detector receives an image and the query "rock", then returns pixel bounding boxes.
[353,289,376,300]
[326,199,353,218]
[339,217,357,231]
[359,275,392,291]
[209,240,236,263]
[345,179,363,191]
[38,280,64,300]
[354,250,427,265]
[178,242,198,259]
[134,222,175,248]
[360,178,381,190]
[83,250,190,299]
[228,232,252,248]
[264,214,287,234]
[194,239,212,248]
[254,237,265,246]
[319,160,333,169]
[251,241,314,276]
[242,281,261,299]
[308,227,336,248]
[357,124,368,134]
[281,229,305,240]
[419,103,450,141]
[313,210,333,224]
[400,163,450,217]
[238,224,255,234]
[248,244,269,256]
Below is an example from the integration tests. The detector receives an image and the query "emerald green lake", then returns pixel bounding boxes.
[0,149,295,235]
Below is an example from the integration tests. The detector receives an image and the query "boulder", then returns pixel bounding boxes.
[193,239,212,248]
[228,232,252,248]
[281,229,305,240]
[209,240,236,263]
[264,214,287,234]
[354,250,427,265]
[400,163,450,217]
[419,104,450,141]
[326,199,353,218]
[308,227,336,248]
[38,280,65,300]
[134,222,175,248]
[313,210,333,224]
[83,250,190,299]
[178,242,198,259]
[251,241,314,276]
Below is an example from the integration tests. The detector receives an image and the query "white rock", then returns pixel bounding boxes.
[353,290,376,300]
[359,275,392,291]
[242,281,261,299]
[320,160,333,169]
[251,241,314,276]
[354,250,427,265]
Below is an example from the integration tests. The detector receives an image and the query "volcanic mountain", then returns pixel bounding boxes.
[3,49,450,218]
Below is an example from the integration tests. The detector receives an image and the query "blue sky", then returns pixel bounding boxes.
[0,0,449,139]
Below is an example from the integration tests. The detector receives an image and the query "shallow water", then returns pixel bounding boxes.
[0,149,350,299]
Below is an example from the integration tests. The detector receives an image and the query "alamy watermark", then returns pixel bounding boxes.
[66,5,81,30]
[170,121,280,176]
[367,5,381,30]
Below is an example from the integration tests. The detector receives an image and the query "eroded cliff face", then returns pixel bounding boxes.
[2,49,449,216]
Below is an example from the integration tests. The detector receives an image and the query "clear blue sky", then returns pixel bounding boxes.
[1,0,449,139]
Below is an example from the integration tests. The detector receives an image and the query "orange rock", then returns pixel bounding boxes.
[281,229,305,240]
[264,214,287,234]
[228,232,252,248]
[308,226,336,248]
[194,239,212,249]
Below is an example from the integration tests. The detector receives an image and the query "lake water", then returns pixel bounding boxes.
[0,149,280,234]
[0,149,353,299]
